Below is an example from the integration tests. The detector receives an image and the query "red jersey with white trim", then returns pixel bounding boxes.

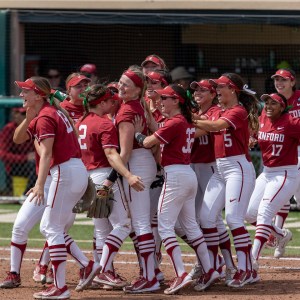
[75,113,119,170]
[191,105,220,163]
[115,99,148,150]
[212,105,250,159]
[154,114,195,167]
[287,90,300,145]
[27,102,81,170]
[152,108,166,124]
[60,99,84,123]
[258,110,300,167]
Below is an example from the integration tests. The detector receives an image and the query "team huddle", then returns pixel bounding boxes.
[0,55,300,300]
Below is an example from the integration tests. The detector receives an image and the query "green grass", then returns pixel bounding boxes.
[0,203,299,257]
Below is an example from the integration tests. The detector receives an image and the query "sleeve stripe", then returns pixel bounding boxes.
[39,133,55,139]
[103,144,119,149]
[220,117,236,130]
[154,132,169,144]
[26,129,33,140]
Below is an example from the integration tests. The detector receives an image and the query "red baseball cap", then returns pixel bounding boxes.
[260,93,286,109]
[271,69,295,81]
[209,76,239,91]
[146,71,168,86]
[80,64,97,74]
[154,85,185,104]
[66,75,91,90]
[15,79,46,96]
[141,55,166,69]
[190,80,216,93]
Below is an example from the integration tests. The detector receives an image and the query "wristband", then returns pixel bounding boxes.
[107,169,118,183]
[135,132,146,147]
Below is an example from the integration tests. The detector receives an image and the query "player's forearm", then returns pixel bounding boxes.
[13,119,31,144]
[106,151,132,180]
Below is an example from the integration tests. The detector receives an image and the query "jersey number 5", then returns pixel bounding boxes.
[78,124,87,150]
[182,127,195,153]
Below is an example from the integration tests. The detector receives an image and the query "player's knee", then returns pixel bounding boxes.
[12,224,28,242]
[244,209,257,224]
[226,214,244,229]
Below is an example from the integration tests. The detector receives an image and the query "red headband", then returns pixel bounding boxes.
[123,70,144,89]
[89,89,117,106]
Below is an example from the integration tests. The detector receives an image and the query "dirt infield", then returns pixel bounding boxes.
[1,248,300,300]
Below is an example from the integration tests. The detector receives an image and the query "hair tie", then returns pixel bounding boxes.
[49,93,55,106]
[83,97,88,106]
[186,90,193,101]
[242,84,256,95]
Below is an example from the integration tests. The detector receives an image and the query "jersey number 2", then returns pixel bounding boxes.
[78,124,87,150]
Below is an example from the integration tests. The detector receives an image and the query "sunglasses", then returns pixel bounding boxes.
[48,74,60,79]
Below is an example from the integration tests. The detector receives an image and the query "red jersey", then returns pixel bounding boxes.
[258,111,300,167]
[154,114,195,167]
[212,105,250,159]
[191,105,220,164]
[76,113,119,170]
[60,99,84,123]
[287,90,300,145]
[27,103,81,170]
[0,122,35,172]
[115,99,148,150]
[152,108,166,124]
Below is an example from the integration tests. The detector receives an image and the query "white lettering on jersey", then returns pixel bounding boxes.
[289,109,300,118]
[258,131,285,142]
[198,135,209,145]
[182,127,195,153]
[57,110,73,133]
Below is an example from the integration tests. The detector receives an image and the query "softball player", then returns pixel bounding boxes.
[115,67,158,293]
[194,73,259,288]
[60,73,90,123]
[145,70,170,280]
[32,74,95,285]
[134,84,219,295]
[189,80,229,276]
[75,84,144,289]
[246,93,299,270]
[10,77,100,300]
[266,69,300,250]
[141,54,168,74]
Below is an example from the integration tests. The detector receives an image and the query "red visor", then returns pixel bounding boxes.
[190,80,216,93]
[66,75,91,90]
[261,93,286,109]
[15,79,46,96]
[141,55,166,69]
[209,76,239,91]
[271,70,295,81]
[154,86,185,104]
[146,71,168,86]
